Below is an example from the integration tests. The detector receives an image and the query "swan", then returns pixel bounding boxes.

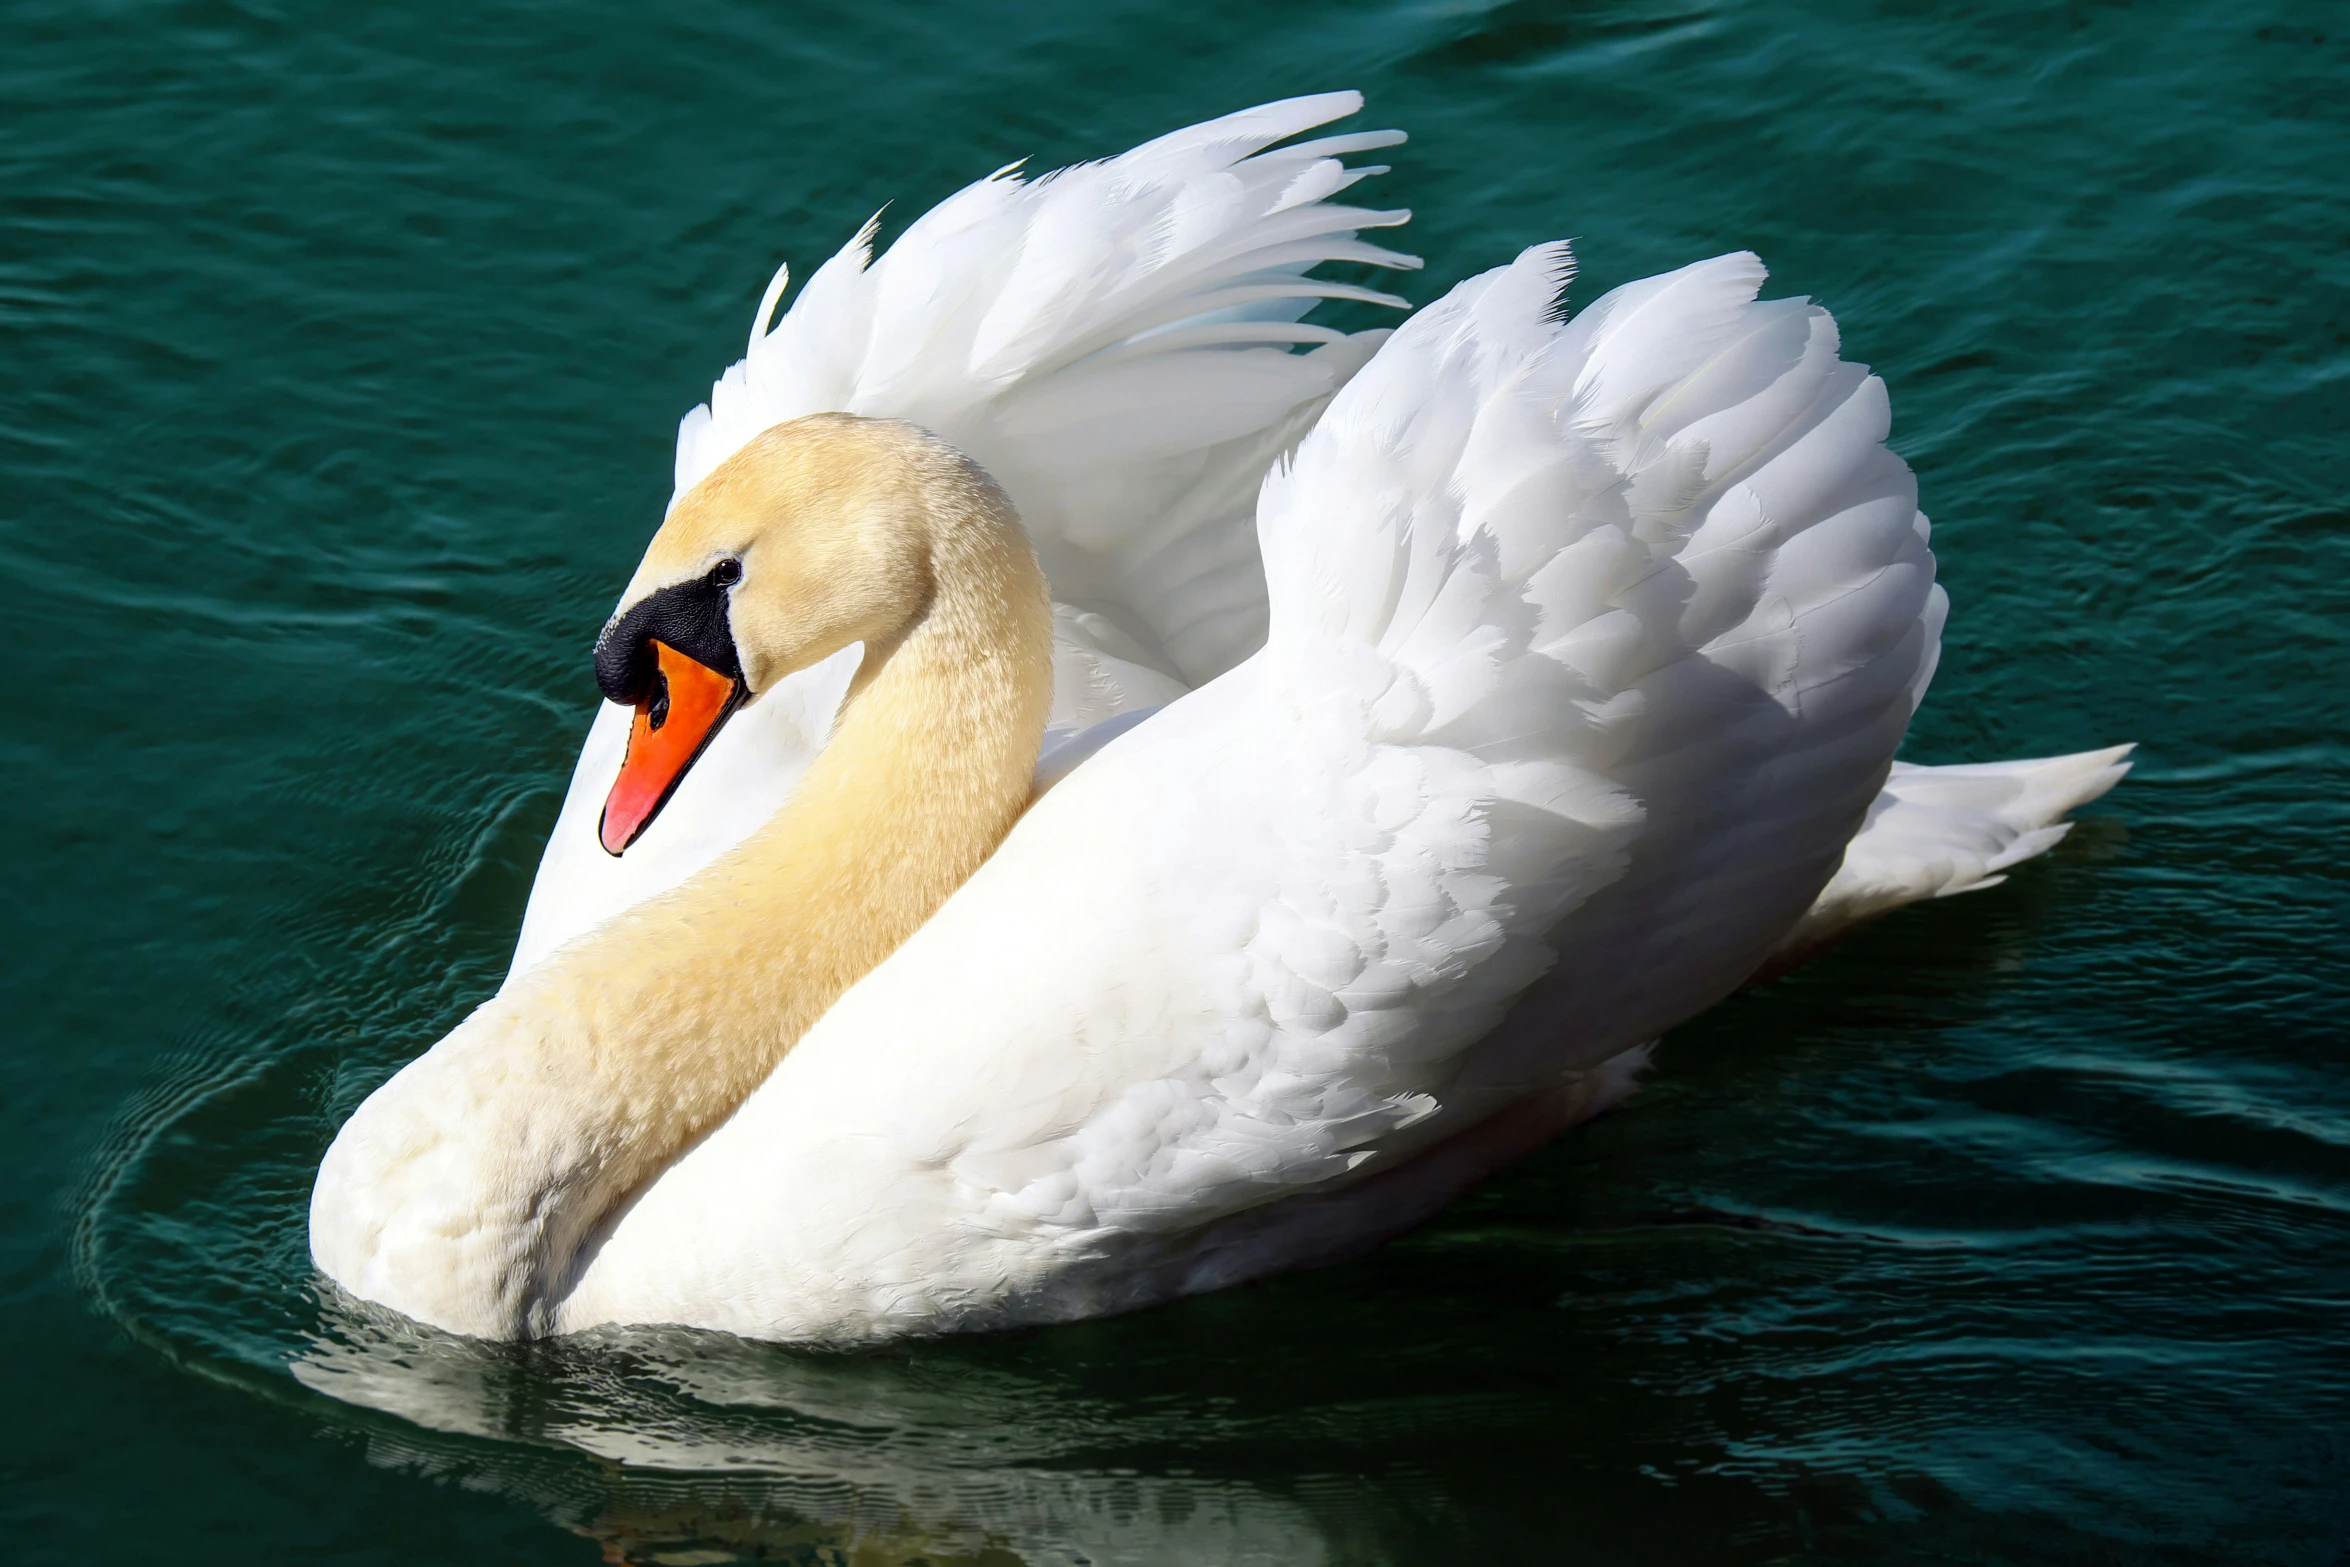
[310,93,2129,1343]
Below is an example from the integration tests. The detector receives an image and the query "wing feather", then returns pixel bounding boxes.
[676,91,1418,679]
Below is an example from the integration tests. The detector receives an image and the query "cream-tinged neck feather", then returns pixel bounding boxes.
[314,416,1053,1337]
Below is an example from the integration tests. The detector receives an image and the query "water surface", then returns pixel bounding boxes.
[5,0,2346,1561]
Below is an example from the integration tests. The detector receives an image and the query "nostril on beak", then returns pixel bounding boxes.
[645,668,671,732]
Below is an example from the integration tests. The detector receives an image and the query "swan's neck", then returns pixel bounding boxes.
[401,486,1050,1334]
[564,505,1053,1114]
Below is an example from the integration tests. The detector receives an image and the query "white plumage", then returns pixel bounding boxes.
[327,94,2127,1343]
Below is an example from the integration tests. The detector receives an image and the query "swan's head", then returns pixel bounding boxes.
[590,412,1014,854]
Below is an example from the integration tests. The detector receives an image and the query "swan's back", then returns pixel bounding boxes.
[556,243,1951,1341]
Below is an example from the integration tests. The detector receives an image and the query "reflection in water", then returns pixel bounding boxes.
[294,1294,1349,1566]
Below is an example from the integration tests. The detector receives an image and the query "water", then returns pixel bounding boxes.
[5,0,2345,1561]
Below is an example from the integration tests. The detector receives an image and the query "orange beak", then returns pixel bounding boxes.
[598,639,745,856]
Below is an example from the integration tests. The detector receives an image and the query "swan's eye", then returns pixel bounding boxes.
[711,558,743,587]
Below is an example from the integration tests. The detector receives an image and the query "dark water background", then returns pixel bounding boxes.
[6,0,2347,1561]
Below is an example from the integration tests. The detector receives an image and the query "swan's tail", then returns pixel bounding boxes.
[1758,743,2135,976]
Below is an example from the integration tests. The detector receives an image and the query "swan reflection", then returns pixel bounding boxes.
[293,1291,1354,1565]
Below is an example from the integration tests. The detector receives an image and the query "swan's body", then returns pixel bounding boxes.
[312,94,2127,1343]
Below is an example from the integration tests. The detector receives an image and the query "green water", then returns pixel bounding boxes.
[6,0,2346,1561]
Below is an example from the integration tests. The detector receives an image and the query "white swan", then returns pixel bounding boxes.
[310,93,2128,1343]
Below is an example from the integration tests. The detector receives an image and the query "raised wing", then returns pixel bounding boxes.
[555,242,1951,1340]
[509,95,1417,982]
[1460,251,1948,1064]
[676,89,1418,684]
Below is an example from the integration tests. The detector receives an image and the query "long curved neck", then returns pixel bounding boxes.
[577,498,1055,1072]
[480,495,1051,1326]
